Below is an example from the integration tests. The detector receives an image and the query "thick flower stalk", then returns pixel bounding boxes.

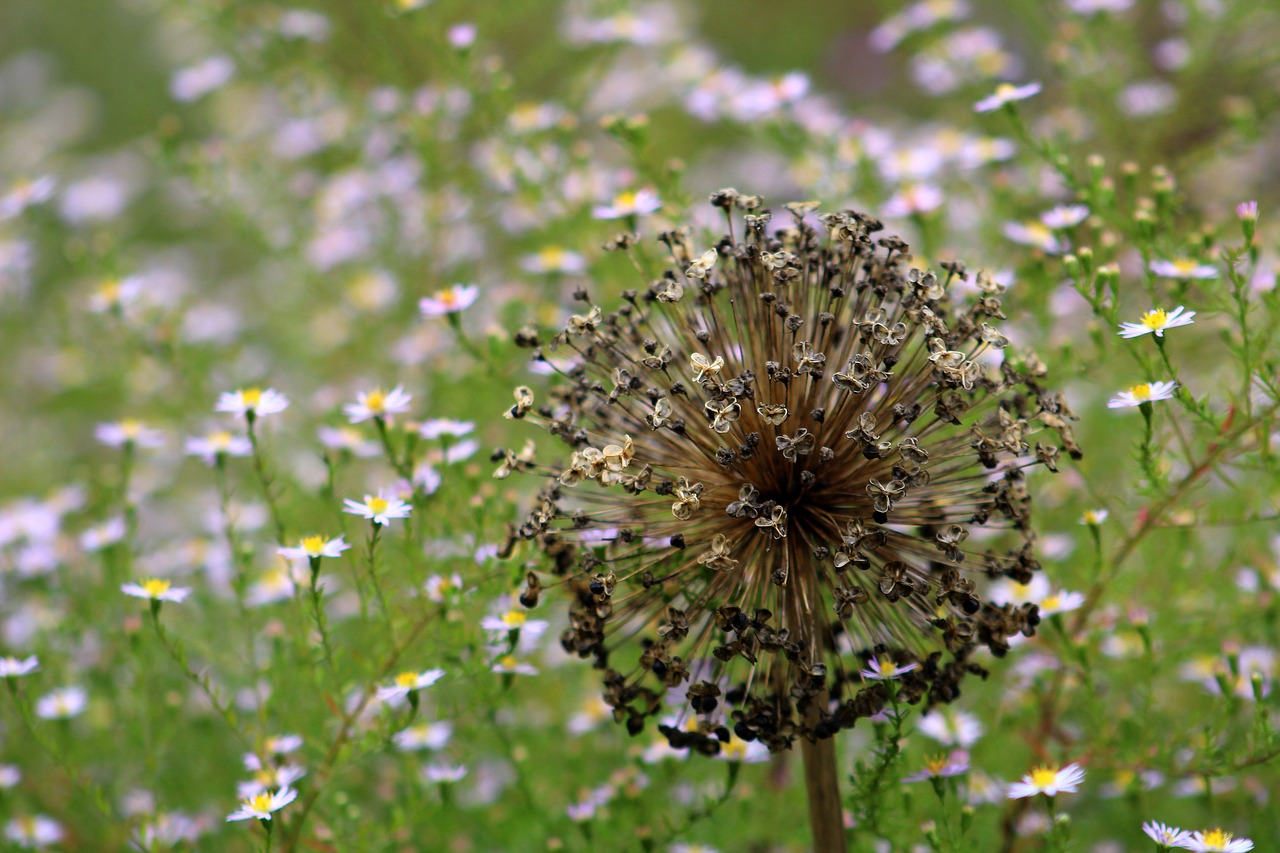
[498,192,1078,757]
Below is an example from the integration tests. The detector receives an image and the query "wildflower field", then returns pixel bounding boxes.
[2,0,1280,850]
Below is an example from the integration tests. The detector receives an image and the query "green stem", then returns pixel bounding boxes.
[246,415,287,544]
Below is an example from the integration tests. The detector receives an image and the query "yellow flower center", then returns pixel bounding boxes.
[994,83,1018,99]
[615,191,636,209]
[438,289,458,307]
[210,431,233,449]
[364,390,386,411]
[1024,222,1053,243]
[301,535,326,556]
[499,655,518,670]
[241,388,263,409]
[1029,766,1059,788]
[119,419,144,438]
[879,660,898,676]
[1041,594,1061,610]
[924,754,950,773]
[97,279,121,303]
[538,246,565,266]
[142,579,172,597]
[1171,259,1200,275]
[502,610,527,628]
[1140,309,1169,330]
[1129,383,1152,399]
[1082,510,1104,524]
[1201,829,1231,847]
[395,671,419,687]
[246,792,274,812]
[367,497,389,514]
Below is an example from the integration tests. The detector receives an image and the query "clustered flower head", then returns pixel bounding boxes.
[499,192,1077,755]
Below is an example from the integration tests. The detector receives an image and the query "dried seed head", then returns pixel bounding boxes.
[502,197,1074,755]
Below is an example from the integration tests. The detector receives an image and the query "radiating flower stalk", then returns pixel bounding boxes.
[499,192,1076,849]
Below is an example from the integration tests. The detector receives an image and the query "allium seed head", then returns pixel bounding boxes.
[499,194,1078,755]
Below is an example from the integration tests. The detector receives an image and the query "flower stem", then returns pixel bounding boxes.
[246,415,287,544]
[800,734,845,853]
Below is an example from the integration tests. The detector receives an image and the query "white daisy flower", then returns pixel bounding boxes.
[1107,380,1178,408]
[1006,763,1085,798]
[317,426,380,457]
[1150,258,1217,280]
[236,764,306,799]
[491,654,538,676]
[974,81,1041,112]
[419,284,479,317]
[35,686,88,720]
[1118,305,1196,338]
[1181,828,1254,852]
[520,246,587,275]
[263,734,303,755]
[1080,508,1109,525]
[342,493,412,526]
[1040,204,1089,229]
[88,276,145,314]
[393,721,453,751]
[80,517,126,552]
[859,656,919,680]
[882,184,945,218]
[279,535,350,561]
[0,176,56,220]
[424,573,465,602]
[1142,821,1191,848]
[184,430,253,465]
[1002,220,1062,254]
[216,388,290,419]
[225,787,297,822]
[1036,588,1086,616]
[4,815,64,848]
[344,386,412,423]
[916,709,984,747]
[419,419,475,439]
[0,656,39,678]
[375,669,445,702]
[592,187,662,219]
[422,763,468,784]
[95,419,166,449]
[122,578,193,603]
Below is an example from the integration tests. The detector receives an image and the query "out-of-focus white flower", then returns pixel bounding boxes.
[185,431,253,465]
[216,388,290,419]
[122,578,193,603]
[170,56,235,102]
[1040,204,1089,229]
[974,81,1041,112]
[95,419,165,449]
[882,184,945,218]
[375,669,445,702]
[1150,259,1217,280]
[419,284,479,317]
[344,386,412,423]
[592,188,662,219]
[36,686,88,720]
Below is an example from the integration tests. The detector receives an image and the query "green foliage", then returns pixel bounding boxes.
[0,0,1278,851]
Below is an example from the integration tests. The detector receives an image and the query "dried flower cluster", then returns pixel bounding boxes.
[499,191,1079,755]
